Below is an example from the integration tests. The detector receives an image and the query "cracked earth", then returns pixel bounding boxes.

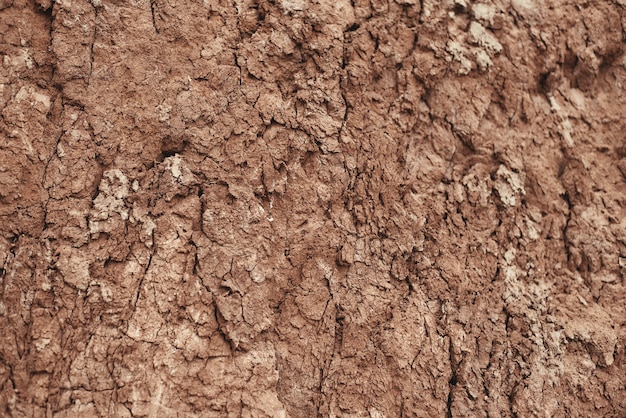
[1,0,626,416]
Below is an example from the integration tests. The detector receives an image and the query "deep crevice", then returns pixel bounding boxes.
[150,0,159,34]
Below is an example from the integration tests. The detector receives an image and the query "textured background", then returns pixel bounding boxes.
[1,0,626,416]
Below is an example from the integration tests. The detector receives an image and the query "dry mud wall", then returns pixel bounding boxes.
[1,0,626,416]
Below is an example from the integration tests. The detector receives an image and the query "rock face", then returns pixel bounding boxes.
[1,0,626,416]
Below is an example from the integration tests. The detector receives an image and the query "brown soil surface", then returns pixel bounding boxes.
[2,0,626,416]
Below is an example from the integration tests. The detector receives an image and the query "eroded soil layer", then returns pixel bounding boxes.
[1,0,626,416]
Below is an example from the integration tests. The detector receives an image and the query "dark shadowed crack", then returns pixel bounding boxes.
[133,245,154,308]
[150,0,159,33]
[447,338,458,418]
[88,5,98,81]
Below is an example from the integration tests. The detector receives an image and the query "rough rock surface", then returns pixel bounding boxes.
[1,0,626,416]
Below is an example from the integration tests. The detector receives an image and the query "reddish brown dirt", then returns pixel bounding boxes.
[1,0,626,416]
